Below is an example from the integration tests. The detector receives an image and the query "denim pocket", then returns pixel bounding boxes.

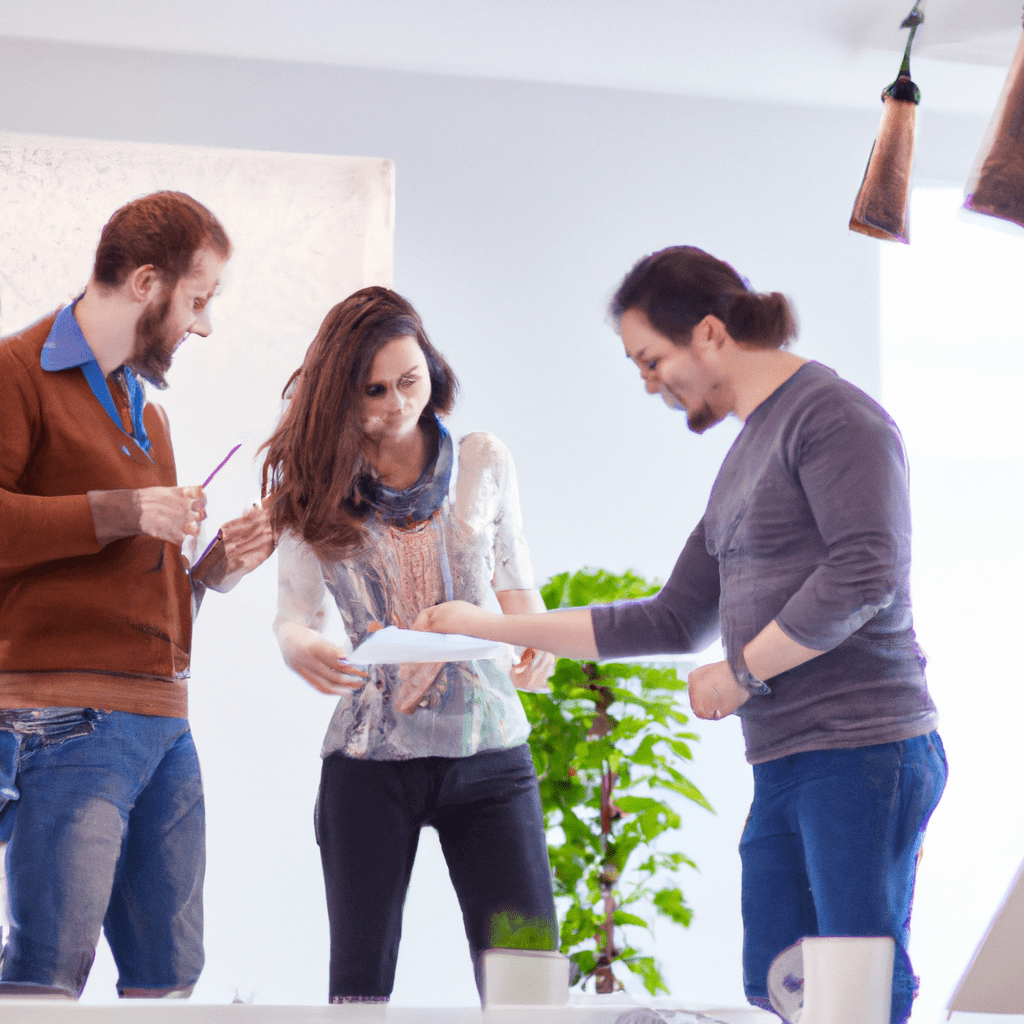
[0,707,100,745]
[0,729,20,802]
[0,710,104,841]
[0,729,22,840]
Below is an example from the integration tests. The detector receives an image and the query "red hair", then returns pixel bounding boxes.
[92,191,231,288]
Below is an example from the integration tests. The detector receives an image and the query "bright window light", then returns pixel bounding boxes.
[879,186,1024,1024]
[881,187,1024,464]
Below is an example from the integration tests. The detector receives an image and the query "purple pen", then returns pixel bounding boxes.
[202,443,242,488]
[191,443,243,568]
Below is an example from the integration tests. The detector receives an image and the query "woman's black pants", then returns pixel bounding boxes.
[315,743,558,1002]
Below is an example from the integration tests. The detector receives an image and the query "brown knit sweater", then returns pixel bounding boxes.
[0,311,192,717]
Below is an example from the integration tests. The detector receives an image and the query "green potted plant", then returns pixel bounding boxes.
[520,568,713,996]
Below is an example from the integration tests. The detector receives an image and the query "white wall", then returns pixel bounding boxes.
[0,34,991,1015]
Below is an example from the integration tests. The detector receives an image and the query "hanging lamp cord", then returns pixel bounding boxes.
[885,0,925,103]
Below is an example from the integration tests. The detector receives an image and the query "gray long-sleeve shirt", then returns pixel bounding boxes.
[591,361,938,763]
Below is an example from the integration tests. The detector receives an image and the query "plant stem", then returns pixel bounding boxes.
[594,679,618,993]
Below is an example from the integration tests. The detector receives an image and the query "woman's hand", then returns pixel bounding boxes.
[687,660,751,720]
[192,500,276,593]
[494,589,557,691]
[413,600,501,638]
[509,647,557,692]
[276,621,369,695]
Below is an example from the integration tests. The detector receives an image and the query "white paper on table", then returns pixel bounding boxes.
[346,626,512,665]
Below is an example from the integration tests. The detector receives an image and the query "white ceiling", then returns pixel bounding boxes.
[2,0,1019,115]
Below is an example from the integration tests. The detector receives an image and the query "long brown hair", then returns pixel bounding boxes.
[261,287,458,556]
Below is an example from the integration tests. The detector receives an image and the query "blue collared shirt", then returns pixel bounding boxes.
[40,301,151,456]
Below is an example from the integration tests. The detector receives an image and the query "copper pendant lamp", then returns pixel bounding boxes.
[963,7,1024,231]
[849,2,925,243]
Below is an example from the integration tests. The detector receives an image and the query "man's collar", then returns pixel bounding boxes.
[38,297,153,455]
[40,298,97,372]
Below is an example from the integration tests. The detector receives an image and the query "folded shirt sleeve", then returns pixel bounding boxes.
[774,396,912,652]
[591,518,722,660]
[456,432,536,593]
[274,530,334,632]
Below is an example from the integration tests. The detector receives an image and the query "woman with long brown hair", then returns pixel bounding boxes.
[261,286,557,1003]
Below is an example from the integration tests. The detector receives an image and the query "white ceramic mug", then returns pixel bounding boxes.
[768,935,895,1024]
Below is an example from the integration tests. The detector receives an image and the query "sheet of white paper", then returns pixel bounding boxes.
[347,626,511,665]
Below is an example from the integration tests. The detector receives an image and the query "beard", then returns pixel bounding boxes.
[659,382,723,434]
[686,402,722,434]
[126,291,177,390]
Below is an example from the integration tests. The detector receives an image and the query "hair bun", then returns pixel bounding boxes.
[610,246,797,350]
[723,291,797,348]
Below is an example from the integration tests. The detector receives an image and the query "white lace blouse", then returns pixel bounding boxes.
[275,430,536,760]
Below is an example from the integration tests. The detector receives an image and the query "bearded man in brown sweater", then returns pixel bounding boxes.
[0,191,273,998]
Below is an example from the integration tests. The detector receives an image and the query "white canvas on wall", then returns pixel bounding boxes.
[0,130,393,492]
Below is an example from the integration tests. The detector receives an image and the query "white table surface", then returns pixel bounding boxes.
[0,999,778,1024]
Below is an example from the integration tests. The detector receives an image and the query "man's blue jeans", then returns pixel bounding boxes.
[0,708,205,997]
[739,731,947,1024]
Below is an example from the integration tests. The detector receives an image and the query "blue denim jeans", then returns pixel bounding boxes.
[739,731,947,1024]
[0,708,205,997]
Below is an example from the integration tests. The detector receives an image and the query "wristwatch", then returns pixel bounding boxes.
[732,648,770,696]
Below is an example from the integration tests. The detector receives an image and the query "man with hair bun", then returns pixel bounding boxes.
[416,245,946,1024]
[0,191,273,999]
